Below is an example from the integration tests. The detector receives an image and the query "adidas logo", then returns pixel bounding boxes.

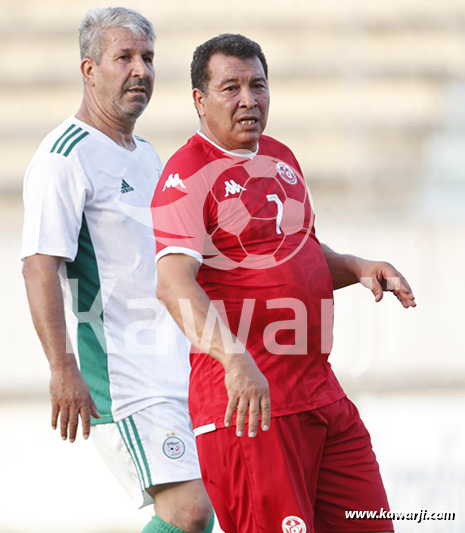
[163,173,186,192]
[121,179,134,194]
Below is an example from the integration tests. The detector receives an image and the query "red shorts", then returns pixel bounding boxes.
[196,398,394,533]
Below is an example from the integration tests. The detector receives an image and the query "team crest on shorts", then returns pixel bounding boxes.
[276,162,298,185]
[282,516,307,533]
[162,436,185,459]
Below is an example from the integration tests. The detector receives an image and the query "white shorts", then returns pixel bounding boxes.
[91,401,202,508]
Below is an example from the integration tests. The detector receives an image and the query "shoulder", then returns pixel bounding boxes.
[163,134,218,178]
[259,134,302,173]
[39,119,92,160]
[259,134,295,156]
[26,120,94,191]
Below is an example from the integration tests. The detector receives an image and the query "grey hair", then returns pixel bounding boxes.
[79,7,156,64]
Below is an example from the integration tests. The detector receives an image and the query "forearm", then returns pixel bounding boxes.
[157,268,242,367]
[321,244,360,290]
[22,255,78,371]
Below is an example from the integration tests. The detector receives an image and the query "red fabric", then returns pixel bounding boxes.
[196,398,394,533]
[152,133,345,430]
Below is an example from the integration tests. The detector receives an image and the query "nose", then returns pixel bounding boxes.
[132,56,151,78]
[239,86,257,108]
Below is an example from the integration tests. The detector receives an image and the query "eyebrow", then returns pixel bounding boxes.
[113,47,154,55]
[219,76,267,86]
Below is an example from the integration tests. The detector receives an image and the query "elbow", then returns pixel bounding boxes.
[156,278,171,306]
[22,257,34,281]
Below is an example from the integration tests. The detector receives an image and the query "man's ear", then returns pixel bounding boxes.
[80,58,96,86]
[193,88,206,117]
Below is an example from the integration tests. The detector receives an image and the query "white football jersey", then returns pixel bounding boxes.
[21,116,190,424]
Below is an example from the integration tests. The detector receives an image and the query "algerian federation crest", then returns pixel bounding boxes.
[282,516,307,533]
[276,162,297,185]
[162,436,185,459]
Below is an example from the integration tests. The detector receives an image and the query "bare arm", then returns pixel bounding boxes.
[22,254,99,442]
[157,254,270,437]
[321,244,416,308]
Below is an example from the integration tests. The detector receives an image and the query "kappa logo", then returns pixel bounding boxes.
[162,436,186,459]
[224,179,246,197]
[121,179,134,194]
[277,162,298,185]
[282,516,307,533]
[163,173,186,192]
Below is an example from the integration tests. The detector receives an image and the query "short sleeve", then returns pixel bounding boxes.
[151,157,211,264]
[21,153,90,262]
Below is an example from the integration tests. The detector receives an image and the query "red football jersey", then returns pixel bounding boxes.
[152,132,345,430]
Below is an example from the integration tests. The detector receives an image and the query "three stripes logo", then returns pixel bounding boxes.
[50,124,89,157]
[121,179,135,194]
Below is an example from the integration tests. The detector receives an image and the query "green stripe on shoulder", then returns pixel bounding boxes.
[50,125,89,157]
[63,131,89,157]
[57,127,82,154]
[50,124,76,153]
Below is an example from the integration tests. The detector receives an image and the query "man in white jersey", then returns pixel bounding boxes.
[21,7,213,533]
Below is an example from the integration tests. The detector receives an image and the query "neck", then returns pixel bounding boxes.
[76,100,136,151]
[199,127,258,155]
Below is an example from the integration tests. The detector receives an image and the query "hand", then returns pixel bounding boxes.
[354,259,416,308]
[223,353,270,438]
[50,363,100,442]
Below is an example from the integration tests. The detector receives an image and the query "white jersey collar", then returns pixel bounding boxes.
[196,130,259,159]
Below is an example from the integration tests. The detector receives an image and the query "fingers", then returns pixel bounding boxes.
[81,404,91,440]
[395,276,416,308]
[68,407,79,443]
[235,398,249,437]
[90,398,101,419]
[51,403,59,431]
[370,277,384,303]
[383,273,416,308]
[224,393,270,437]
[224,395,239,429]
[246,398,260,438]
[60,407,69,441]
[260,395,271,432]
[52,396,99,442]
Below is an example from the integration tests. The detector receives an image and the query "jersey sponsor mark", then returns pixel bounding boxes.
[282,516,307,533]
[121,179,135,194]
[50,124,89,157]
[277,162,298,185]
[162,435,186,459]
[224,179,247,197]
[163,173,186,191]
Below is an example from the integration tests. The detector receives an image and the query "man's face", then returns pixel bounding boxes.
[195,53,270,152]
[89,27,154,123]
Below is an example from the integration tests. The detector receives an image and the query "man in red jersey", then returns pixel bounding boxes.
[152,34,415,533]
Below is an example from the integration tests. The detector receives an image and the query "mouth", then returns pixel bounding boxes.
[125,86,148,96]
[125,84,148,96]
[238,117,259,126]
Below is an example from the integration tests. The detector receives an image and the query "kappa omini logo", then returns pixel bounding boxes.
[224,179,247,197]
[277,162,298,185]
[282,516,307,533]
[163,173,186,192]
[162,436,185,459]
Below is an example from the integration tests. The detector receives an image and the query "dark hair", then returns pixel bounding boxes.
[191,33,268,93]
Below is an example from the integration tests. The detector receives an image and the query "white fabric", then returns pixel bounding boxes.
[91,402,202,508]
[21,116,191,423]
[156,246,203,264]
